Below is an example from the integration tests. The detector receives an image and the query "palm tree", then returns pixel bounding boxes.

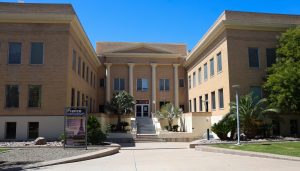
[228,93,279,138]
[107,91,135,131]
[155,103,183,131]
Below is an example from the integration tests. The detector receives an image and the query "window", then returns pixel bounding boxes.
[188,75,191,89]
[199,96,203,112]
[205,94,208,112]
[193,98,197,112]
[86,96,88,108]
[290,120,298,135]
[90,72,93,86]
[211,91,216,110]
[137,78,148,91]
[266,48,276,67]
[250,86,262,101]
[114,78,125,91]
[77,91,80,106]
[5,122,16,139]
[86,67,89,82]
[28,122,39,139]
[82,94,85,106]
[248,48,259,68]
[159,101,170,109]
[192,72,196,87]
[90,98,92,113]
[159,79,170,91]
[189,100,192,112]
[6,85,19,108]
[179,79,184,87]
[94,75,96,88]
[82,62,85,79]
[100,79,105,87]
[217,52,222,72]
[28,85,41,108]
[30,42,44,64]
[179,105,184,112]
[210,58,214,76]
[78,57,81,75]
[72,50,76,71]
[198,68,202,85]
[218,88,224,109]
[99,105,105,113]
[204,63,208,80]
[71,88,75,107]
[8,42,21,64]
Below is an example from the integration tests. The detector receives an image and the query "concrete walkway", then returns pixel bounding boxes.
[27,142,300,171]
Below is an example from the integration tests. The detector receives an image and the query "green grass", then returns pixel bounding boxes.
[211,142,300,157]
[0,148,7,153]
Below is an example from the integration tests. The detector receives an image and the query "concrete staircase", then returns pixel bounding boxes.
[135,117,165,143]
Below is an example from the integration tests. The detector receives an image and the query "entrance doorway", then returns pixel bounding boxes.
[136,100,150,117]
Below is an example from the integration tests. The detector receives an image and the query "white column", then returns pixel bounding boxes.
[173,64,179,107]
[128,63,135,96]
[105,63,112,102]
[151,63,157,113]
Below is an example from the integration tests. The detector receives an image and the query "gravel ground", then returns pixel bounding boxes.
[0,147,105,170]
[0,141,62,147]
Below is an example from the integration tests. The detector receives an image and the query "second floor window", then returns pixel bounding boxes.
[114,78,125,91]
[204,63,208,80]
[192,72,196,87]
[179,79,184,87]
[159,79,170,91]
[198,67,202,85]
[100,78,105,87]
[8,42,21,64]
[78,57,81,75]
[217,52,222,72]
[6,85,19,108]
[266,48,276,67]
[30,42,44,64]
[249,47,259,68]
[28,85,41,108]
[72,50,76,71]
[71,88,75,107]
[137,78,148,91]
[188,75,191,89]
[210,58,214,76]
[82,62,85,79]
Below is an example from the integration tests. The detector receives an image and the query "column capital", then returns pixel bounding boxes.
[173,64,180,68]
[128,63,135,67]
[104,63,112,67]
[150,63,157,67]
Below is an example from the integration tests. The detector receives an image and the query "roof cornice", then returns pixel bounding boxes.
[103,52,183,58]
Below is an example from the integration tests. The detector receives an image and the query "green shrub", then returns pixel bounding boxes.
[211,114,236,140]
[87,116,106,145]
[172,125,179,132]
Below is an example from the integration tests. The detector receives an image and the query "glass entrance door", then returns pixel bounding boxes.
[136,104,149,117]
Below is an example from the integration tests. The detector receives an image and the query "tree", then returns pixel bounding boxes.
[87,115,106,145]
[107,91,135,131]
[264,27,300,114]
[155,103,183,131]
[228,94,279,139]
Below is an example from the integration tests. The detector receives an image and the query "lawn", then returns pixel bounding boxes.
[0,148,7,153]
[211,142,300,157]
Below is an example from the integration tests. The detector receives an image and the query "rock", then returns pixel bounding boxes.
[34,137,47,145]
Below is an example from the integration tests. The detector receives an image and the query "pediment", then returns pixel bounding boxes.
[106,43,174,54]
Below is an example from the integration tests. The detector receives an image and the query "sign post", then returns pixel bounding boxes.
[64,107,88,149]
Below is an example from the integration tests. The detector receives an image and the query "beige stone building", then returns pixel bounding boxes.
[0,2,299,140]
[185,11,300,135]
[0,3,99,140]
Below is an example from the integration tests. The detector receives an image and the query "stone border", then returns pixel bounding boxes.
[195,145,300,161]
[24,144,120,169]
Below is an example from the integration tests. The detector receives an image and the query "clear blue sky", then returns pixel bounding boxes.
[1,0,300,50]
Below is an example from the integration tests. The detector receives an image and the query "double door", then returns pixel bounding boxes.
[136,104,149,117]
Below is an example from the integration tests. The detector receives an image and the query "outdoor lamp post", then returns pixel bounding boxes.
[232,85,241,145]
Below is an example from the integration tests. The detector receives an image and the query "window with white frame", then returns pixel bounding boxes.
[159,79,169,91]
[137,78,148,91]
[114,78,125,91]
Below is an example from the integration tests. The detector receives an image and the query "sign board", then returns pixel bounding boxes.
[64,107,87,149]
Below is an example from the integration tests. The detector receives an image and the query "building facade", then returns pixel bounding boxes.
[0,2,299,140]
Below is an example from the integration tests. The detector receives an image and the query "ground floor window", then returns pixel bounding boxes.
[290,120,298,136]
[6,122,16,139]
[179,105,184,112]
[28,122,39,139]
